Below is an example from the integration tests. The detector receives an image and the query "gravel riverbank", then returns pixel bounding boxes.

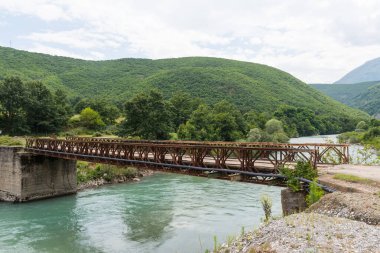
[218,213,380,253]
[218,192,380,253]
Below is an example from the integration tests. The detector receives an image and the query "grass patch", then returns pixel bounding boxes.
[77,161,139,184]
[0,136,25,146]
[333,173,372,184]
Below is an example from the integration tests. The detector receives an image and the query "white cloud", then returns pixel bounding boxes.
[24,43,92,60]
[1,0,380,82]
[23,29,125,50]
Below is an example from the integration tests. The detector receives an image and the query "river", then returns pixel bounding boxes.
[0,173,283,253]
[1,135,376,253]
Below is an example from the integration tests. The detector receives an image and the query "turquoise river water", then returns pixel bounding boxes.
[0,173,283,253]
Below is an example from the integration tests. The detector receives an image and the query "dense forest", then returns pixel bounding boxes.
[312,81,380,117]
[0,76,371,142]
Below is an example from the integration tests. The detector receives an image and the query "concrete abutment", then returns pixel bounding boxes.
[0,146,77,202]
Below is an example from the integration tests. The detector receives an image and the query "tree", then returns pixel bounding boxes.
[178,103,217,141]
[274,105,320,137]
[246,128,271,142]
[119,90,172,139]
[244,111,271,129]
[0,77,28,134]
[265,119,284,134]
[53,89,71,129]
[24,81,60,133]
[79,107,105,130]
[74,98,120,125]
[355,121,368,132]
[178,100,247,141]
[169,91,202,128]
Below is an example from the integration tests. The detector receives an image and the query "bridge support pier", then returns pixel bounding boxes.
[0,147,77,202]
[281,188,307,215]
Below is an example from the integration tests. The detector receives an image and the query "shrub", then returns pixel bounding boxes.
[0,136,24,146]
[260,194,272,222]
[306,180,324,206]
[355,121,368,131]
[280,161,318,192]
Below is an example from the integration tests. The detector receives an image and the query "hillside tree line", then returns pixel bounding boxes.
[0,76,363,142]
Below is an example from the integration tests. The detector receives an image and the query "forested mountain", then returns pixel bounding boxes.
[335,57,380,84]
[312,81,380,117]
[0,46,368,122]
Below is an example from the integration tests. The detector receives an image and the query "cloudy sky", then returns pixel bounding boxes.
[1,0,380,83]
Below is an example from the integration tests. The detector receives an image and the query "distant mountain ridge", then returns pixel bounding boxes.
[335,57,380,84]
[0,46,368,124]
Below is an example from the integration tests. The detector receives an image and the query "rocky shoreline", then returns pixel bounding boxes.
[218,192,380,253]
[77,168,155,191]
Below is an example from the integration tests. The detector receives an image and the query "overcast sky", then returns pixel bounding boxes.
[1,0,380,83]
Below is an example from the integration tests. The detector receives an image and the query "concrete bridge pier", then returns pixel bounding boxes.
[0,147,77,202]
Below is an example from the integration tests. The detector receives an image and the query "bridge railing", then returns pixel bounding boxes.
[26,138,320,173]
[64,137,350,164]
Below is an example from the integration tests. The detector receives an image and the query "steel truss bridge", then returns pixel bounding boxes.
[25,137,348,192]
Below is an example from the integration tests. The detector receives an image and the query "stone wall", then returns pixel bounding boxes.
[0,147,77,202]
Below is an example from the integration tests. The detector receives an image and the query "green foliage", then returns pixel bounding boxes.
[79,107,105,130]
[169,91,202,128]
[339,120,380,151]
[306,180,324,206]
[356,121,368,131]
[119,89,173,140]
[265,119,283,134]
[274,105,330,137]
[0,47,368,133]
[260,194,272,222]
[0,76,27,134]
[0,136,25,146]
[312,81,380,116]
[178,101,247,141]
[74,98,120,125]
[0,77,70,135]
[77,161,138,183]
[246,119,289,143]
[333,173,373,184]
[280,162,318,192]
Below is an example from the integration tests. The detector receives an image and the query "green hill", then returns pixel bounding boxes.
[312,81,380,117]
[0,46,368,122]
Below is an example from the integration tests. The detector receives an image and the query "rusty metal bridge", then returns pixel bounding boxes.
[24,137,348,192]
[25,136,348,170]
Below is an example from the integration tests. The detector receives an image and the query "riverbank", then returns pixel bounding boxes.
[217,166,380,253]
[218,191,380,253]
[76,161,155,191]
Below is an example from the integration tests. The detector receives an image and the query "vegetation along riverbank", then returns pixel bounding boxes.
[76,162,154,190]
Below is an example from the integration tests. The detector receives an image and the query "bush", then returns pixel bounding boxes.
[122,167,138,178]
[280,161,318,192]
[355,121,368,131]
[0,136,24,146]
[76,162,139,183]
[260,194,272,222]
[306,180,324,206]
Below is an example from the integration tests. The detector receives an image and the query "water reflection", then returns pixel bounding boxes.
[123,179,174,242]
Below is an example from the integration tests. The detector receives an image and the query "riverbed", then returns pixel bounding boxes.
[0,173,282,253]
